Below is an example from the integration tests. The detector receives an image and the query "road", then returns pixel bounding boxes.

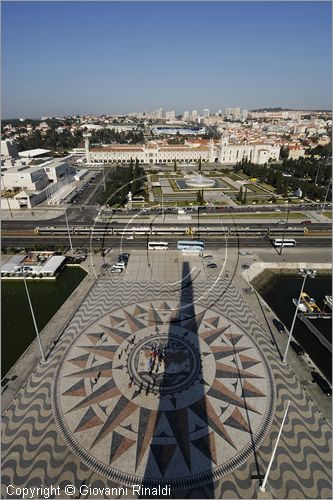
[1,236,331,251]
[2,202,331,229]
[2,217,331,230]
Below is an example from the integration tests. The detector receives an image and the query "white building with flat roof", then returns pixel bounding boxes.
[1,158,75,210]
[18,148,51,158]
[41,158,74,183]
[1,140,19,159]
[2,165,49,191]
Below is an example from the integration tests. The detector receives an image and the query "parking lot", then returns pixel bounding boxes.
[65,171,101,206]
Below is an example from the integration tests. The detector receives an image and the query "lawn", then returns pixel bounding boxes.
[243,183,271,195]
[152,186,162,196]
[260,182,276,193]
[200,212,305,219]
[224,172,244,181]
[169,179,180,192]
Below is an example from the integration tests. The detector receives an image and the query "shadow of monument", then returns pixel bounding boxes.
[138,261,215,498]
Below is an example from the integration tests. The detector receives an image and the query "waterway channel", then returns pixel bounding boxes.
[260,275,332,382]
[1,266,87,377]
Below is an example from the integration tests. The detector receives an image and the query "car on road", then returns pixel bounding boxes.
[207,263,217,269]
[101,248,111,257]
[119,253,129,262]
[272,319,286,333]
[302,220,312,225]
[290,341,305,356]
[113,262,125,269]
[311,371,332,396]
[203,255,213,259]
[111,267,122,273]
[242,264,250,270]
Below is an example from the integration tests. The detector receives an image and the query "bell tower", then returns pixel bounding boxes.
[219,131,229,162]
[208,138,215,163]
[220,131,229,148]
[83,132,91,164]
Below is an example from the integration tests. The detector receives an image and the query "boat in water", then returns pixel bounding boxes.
[300,292,322,313]
[292,299,307,312]
[324,295,332,310]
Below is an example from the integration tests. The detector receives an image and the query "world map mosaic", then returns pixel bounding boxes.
[53,300,275,487]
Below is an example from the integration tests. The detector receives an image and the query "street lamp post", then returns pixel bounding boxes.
[314,164,320,186]
[64,208,74,252]
[1,177,14,218]
[197,205,200,239]
[282,269,316,365]
[259,400,291,493]
[23,276,46,362]
[102,165,106,192]
[320,178,332,218]
[279,204,290,256]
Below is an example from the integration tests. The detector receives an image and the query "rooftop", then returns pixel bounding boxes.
[18,148,51,158]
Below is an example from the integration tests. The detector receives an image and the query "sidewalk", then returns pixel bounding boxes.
[2,208,64,221]
[1,254,106,414]
[234,255,332,427]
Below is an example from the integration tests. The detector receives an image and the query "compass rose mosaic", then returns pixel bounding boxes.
[53,300,275,488]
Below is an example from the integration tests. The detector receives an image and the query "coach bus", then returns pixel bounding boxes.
[177,240,205,255]
[148,241,169,250]
[272,238,296,247]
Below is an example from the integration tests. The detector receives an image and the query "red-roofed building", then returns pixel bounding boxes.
[86,133,280,166]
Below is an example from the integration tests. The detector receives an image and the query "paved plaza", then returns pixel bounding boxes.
[2,250,332,498]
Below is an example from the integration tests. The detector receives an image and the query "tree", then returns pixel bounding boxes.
[129,157,134,178]
[198,156,202,173]
[174,159,177,173]
[132,158,140,193]
[235,161,242,173]
[275,172,283,194]
[243,186,248,204]
[238,186,243,202]
[196,189,205,205]
[280,146,289,161]
[283,182,289,198]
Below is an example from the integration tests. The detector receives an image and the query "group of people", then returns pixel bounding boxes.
[147,344,167,374]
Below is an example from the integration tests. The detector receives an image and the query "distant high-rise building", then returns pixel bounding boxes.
[203,109,210,118]
[191,110,198,121]
[242,109,248,120]
[153,108,164,119]
[182,111,190,122]
[165,110,176,121]
[225,107,244,121]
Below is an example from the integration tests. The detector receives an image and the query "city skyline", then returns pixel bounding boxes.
[2,1,332,118]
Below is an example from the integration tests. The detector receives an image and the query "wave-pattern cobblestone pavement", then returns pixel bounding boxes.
[2,268,332,499]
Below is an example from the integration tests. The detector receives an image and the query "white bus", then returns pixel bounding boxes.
[148,241,169,250]
[177,240,205,251]
[272,238,296,247]
[177,240,205,255]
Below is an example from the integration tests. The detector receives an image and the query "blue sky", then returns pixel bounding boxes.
[2,1,332,118]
